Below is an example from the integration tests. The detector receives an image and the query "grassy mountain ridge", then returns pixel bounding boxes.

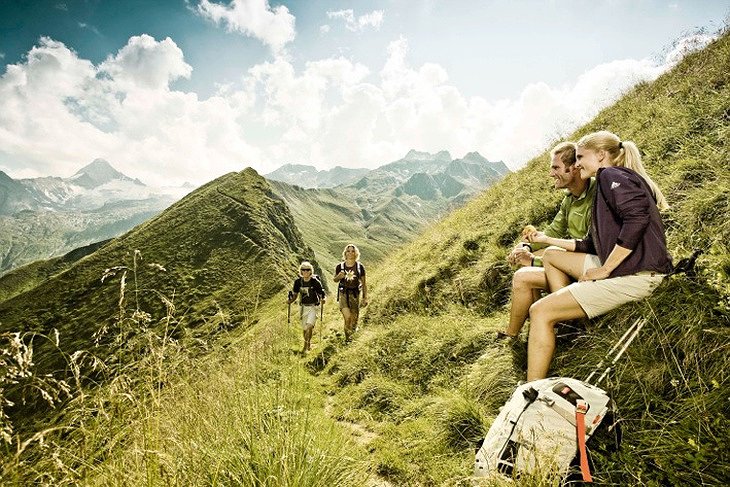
[0,169,318,416]
[0,238,111,303]
[319,31,730,485]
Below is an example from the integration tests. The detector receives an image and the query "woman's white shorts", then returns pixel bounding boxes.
[566,254,665,319]
[300,305,319,330]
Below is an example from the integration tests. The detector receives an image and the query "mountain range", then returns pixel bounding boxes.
[264,164,369,188]
[2,151,508,277]
[0,159,191,275]
[267,150,509,272]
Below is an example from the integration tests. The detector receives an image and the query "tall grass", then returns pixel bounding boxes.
[1,254,366,486]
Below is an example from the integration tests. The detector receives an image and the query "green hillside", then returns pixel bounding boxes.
[0,169,317,424]
[0,239,111,303]
[270,180,437,274]
[323,31,729,485]
[1,31,728,487]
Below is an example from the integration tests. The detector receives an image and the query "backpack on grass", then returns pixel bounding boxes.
[474,318,645,483]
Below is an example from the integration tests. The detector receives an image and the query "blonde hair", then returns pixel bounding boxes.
[299,261,314,276]
[550,141,577,167]
[342,244,361,261]
[577,131,669,210]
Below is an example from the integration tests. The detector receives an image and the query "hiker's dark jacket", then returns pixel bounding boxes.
[292,277,324,306]
[575,166,672,278]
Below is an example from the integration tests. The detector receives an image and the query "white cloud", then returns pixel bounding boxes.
[99,34,192,90]
[326,9,384,32]
[196,0,296,53]
[0,32,709,188]
[664,33,716,65]
[0,36,258,186]
[319,24,330,35]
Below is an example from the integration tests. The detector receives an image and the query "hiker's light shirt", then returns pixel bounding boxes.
[532,178,597,266]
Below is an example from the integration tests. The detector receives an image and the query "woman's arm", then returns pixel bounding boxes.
[581,244,632,281]
[360,275,368,306]
[333,264,344,282]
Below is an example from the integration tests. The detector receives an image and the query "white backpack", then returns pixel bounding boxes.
[474,377,611,482]
[475,318,644,483]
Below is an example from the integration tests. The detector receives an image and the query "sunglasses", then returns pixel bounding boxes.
[301,269,312,272]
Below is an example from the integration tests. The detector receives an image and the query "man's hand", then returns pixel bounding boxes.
[580,266,611,281]
[361,297,369,307]
[527,231,549,244]
[507,246,534,267]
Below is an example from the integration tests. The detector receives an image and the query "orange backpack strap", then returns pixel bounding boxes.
[575,400,593,482]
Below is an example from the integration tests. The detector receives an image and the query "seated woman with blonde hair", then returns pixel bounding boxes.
[525,130,672,381]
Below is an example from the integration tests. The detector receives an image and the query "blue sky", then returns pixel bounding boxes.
[0,0,727,186]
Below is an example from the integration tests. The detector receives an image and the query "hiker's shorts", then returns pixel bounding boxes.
[338,290,360,312]
[300,305,318,330]
[567,254,665,318]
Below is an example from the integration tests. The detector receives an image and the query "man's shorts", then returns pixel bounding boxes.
[566,254,665,319]
[338,290,360,312]
[300,305,319,330]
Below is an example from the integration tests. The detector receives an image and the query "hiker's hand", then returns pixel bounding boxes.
[361,297,368,307]
[527,231,548,244]
[580,266,610,281]
[335,271,345,280]
[508,247,533,267]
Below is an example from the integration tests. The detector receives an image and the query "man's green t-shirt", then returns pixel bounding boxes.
[532,178,597,266]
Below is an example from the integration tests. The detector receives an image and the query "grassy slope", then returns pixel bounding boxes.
[3,32,728,487]
[269,180,441,275]
[0,169,317,425]
[319,32,730,485]
[0,239,111,303]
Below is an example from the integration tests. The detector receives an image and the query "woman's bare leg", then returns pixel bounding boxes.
[527,288,587,380]
[543,249,588,292]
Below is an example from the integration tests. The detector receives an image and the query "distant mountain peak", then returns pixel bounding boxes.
[69,158,143,189]
[265,163,368,189]
[404,149,452,161]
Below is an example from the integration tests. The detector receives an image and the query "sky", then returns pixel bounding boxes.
[0,0,727,187]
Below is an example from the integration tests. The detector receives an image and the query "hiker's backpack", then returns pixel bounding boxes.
[474,318,647,483]
[474,377,614,482]
[336,261,364,290]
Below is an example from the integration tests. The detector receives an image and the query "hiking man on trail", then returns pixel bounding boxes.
[497,141,596,340]
[334,244,368,342]
[288,261,325,353]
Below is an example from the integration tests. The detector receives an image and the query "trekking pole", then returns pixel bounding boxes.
[287,291,293,324]
[319,300,324,354]
[587,318,646,386]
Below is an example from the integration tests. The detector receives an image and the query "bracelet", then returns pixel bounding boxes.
[531,257,535,266]
[522,243,533,252]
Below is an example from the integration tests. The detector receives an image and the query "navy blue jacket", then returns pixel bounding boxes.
[575,166,672,277]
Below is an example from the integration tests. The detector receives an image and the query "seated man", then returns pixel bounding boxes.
[498,141,596,339]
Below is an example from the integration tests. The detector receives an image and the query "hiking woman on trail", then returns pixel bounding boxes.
[524,130,672,381]
[334,244,368,342]
[288,261,325,353]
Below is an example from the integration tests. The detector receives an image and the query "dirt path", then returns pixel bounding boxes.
[324,397,394,487]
